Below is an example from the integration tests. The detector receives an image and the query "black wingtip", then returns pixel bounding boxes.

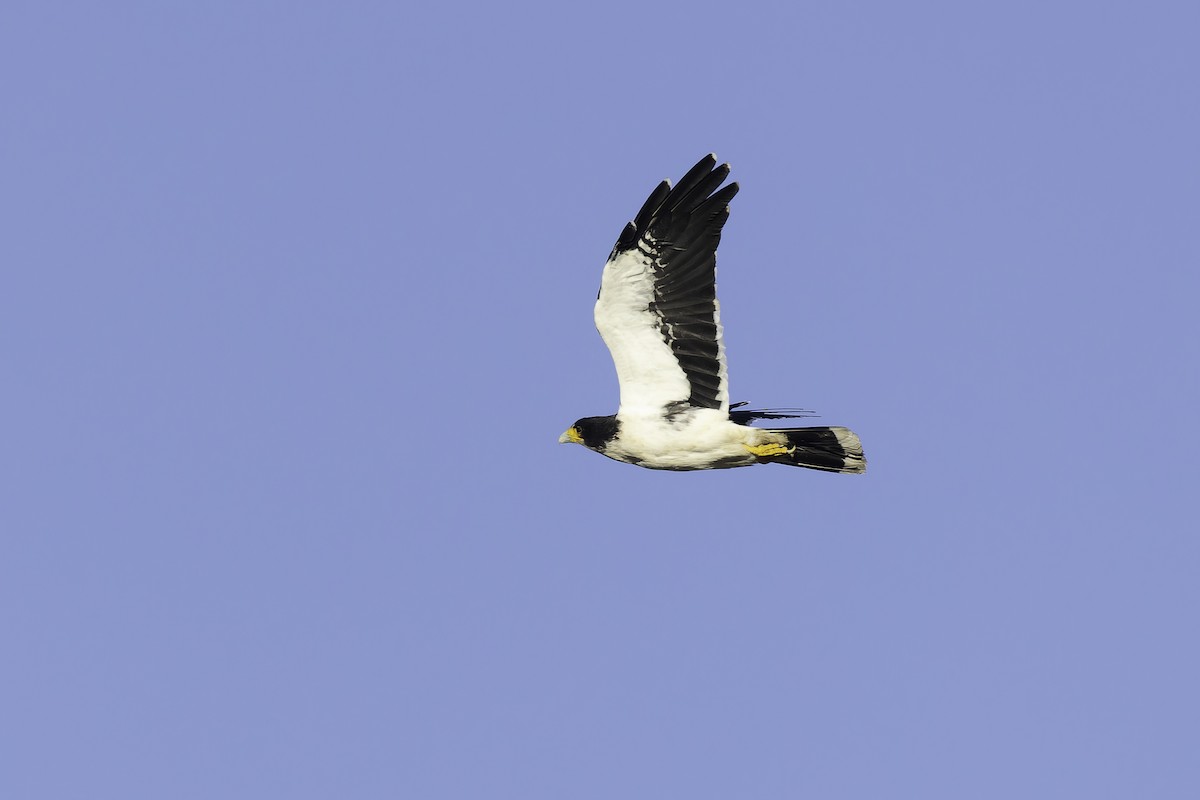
[702,153,732,175]
[609,154,738,259]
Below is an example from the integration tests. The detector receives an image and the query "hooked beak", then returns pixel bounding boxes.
[559,427,583,444]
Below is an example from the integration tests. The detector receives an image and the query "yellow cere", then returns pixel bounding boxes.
[564,427,584,444]
[743,442,794,457]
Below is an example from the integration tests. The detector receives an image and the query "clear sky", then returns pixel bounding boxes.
[3,1,1198,797]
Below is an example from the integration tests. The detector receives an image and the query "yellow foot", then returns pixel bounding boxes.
[743,442,795,457]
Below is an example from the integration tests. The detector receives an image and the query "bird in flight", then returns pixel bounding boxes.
[559,154,867,473]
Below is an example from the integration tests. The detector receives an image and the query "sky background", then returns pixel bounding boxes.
[3,1,1199,797]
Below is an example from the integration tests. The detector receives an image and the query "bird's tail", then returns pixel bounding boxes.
[759,427,867,474]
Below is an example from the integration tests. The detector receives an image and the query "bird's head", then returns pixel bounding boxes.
[558,415,619,450]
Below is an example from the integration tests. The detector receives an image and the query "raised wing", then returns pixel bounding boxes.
[594,155,739,416]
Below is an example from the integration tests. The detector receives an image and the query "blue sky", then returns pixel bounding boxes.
[3,1,1198,797]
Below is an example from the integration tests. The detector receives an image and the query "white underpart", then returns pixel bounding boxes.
[594,243,730,416]
[603,408,782,470]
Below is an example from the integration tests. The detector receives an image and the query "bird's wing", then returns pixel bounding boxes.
[728,402,816,426]
[594,154,739,416]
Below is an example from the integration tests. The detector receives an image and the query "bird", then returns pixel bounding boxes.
[559,154,866,473]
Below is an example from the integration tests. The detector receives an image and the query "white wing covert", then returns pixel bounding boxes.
[593,155,739,416]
